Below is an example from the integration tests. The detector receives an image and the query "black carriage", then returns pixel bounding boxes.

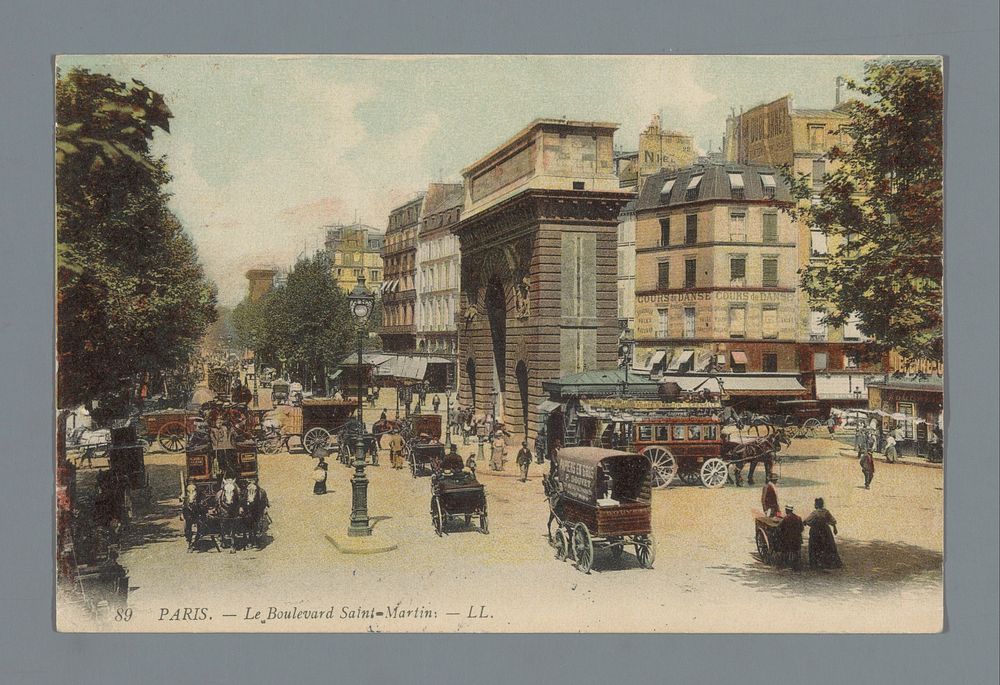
[429,455,488,535]
[546,447,656,574]
[404,414,443,477]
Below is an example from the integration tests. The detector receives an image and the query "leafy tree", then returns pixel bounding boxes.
[57,69,217,413]
[785,59,943,362]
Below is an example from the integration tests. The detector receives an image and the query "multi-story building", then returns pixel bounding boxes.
[379,194,424,352]
[323,223,384,292]
[723,91,877,377]
[633,161,800,373]
[615,115,697,334]
[415,183,463,358]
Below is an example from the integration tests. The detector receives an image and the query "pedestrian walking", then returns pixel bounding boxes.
[466,453,477,478]
[312,456,329,495]
[760,476,780,517]
[387,429,406,470]
[432,394,440,413]
[516,440,532,482]
[804,498,842,569]
[860,444,875,489]
[884,430,898,464]
[490,430,507,471]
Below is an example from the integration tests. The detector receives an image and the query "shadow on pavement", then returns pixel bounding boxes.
[710,538,942,597]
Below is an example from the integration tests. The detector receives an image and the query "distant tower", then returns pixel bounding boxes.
[245,268,277,303]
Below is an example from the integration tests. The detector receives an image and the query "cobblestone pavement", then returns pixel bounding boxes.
[64,394,943,633]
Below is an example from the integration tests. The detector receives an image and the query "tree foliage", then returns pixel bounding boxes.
[785,59,943,362]
[57,69,218,412]
[231,253,361,388]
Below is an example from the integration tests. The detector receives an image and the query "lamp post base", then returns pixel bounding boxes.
[325,530,398,555]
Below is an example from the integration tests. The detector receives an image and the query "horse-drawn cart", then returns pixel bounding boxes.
[406,413,444,477]
[547,447,655,574]
[139,409,200,453]
[257,398,357,455]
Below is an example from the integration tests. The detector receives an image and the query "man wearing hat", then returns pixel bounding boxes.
[760,475,780,518]
[386,428,406,470]
[777,505,804,570]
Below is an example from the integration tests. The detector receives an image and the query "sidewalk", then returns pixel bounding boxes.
[834,444,943,470]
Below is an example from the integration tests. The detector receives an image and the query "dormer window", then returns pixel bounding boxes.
[685,174,703,201]
[760,173,776,199]
[728,172,745,200]
[661,178,676,196]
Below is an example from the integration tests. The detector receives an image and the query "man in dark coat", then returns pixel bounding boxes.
[804,497,842,569]
[860,445,875,489]
[777,505,804,570]
[516,440,533,482]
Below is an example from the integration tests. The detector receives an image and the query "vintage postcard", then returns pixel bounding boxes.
[55,55,944,632]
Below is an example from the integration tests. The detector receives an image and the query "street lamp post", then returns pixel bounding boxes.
[347,275,375,538]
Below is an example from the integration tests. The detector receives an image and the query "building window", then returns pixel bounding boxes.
[657,261,670,289]
[762,305,779,339]
[573,181,585,190]
[683,307,696,338]
[660,178,675,196]
[760,173,776,199]
[728,305,746,338]
[844,352,859,368]
[685,215,698,245]
[810,228,828,256]
[763,213,778,243]
[684,258,697,289]
[762,353,778,373]
[812,158,827,190]
[728,172,745,200]
[808,124,825,151]
[844,312,863,340]
[659,217,670,246]
[729,211,746,242]
[762,257,778,287]
[730,256,746,285]
[657,308,669,337]
[810,310,828,340]
[812,351,828,370]
[685,174,703,201]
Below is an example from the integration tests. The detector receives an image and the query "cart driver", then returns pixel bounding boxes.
[443,443,465,473]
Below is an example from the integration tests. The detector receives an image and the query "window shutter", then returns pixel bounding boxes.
[763,214,778,242]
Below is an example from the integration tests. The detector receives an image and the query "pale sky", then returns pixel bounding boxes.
[58,55,878,305]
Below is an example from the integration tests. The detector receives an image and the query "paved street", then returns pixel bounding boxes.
[62,393,943,632]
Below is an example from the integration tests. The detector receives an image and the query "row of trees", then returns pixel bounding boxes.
[787,59,943,364]
[231,253,382,392]
[57,69,218,420]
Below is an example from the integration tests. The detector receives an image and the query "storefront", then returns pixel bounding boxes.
[867,375,944,460]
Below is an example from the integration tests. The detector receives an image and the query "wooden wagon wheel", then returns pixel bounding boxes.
[479,502,489,535]
[302,427,331,456]
[431,495,444,536]
[572,523,594,574]
[700,457,729,489]
[157,421,187,453]
[755,527,772,564]
[634,533,656,569]
[802,418,822,438]
[554,528,568,560]
[640,445,677,488]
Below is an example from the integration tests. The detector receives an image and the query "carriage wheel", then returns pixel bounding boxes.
[479,509,489,535]
[303,427,331,456]
[700,458,729,489]
[554,528,568,560]
[431,496,444,536]
[802,418,822,438]
[157,422,187,452]
[572,523,594,574]
[641,446,677,488]
[755,528,772,564]
[635,533,656,569]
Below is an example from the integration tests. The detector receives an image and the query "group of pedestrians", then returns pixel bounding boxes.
[761,478,842,571]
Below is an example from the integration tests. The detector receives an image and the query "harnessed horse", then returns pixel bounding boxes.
[729,429,792,485]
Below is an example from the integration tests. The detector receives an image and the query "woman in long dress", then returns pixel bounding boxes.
[804,497,842,569]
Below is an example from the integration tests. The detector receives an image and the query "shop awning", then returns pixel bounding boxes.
[537,400,561,415]
[328,369,343,380]
[718,375,806,396]
[730,351,748,365]
[814,374,870,400]
[649,350,667,368]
